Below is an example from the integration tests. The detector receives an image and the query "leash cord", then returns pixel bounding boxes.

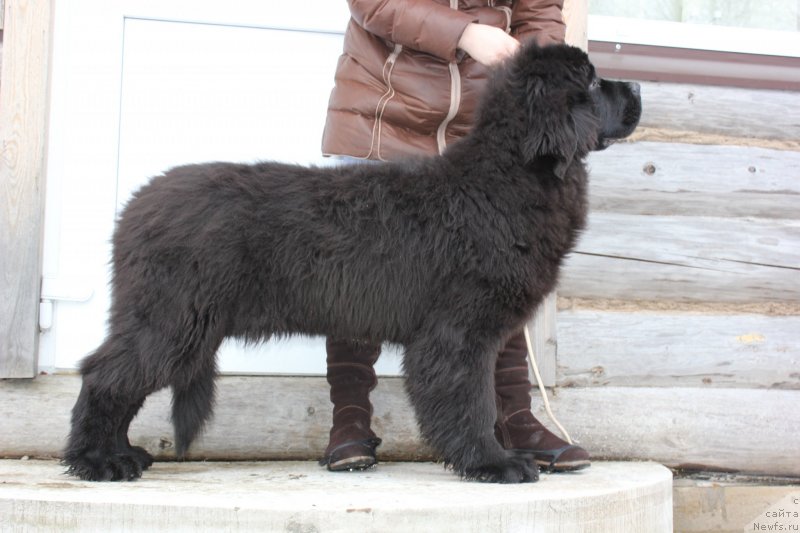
[523,324,574,445]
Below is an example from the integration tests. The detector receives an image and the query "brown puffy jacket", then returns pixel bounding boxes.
[321,0,565,160]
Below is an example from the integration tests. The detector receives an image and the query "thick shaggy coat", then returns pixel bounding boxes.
[64,43,641,483]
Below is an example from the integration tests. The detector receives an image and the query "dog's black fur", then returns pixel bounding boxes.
[63,43,641,483]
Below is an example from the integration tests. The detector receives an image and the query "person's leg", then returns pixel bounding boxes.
[320,338,383,471]
[319,156,384,471]
[494,329,591,472]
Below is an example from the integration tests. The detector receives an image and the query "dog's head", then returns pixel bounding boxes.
[501,43,642,178]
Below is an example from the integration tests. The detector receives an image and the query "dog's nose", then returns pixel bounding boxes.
[628,82,641,96]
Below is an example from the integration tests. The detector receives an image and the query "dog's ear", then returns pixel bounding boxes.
[520,63,598,179]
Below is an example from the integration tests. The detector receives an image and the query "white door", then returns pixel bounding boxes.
[40,0,403,375]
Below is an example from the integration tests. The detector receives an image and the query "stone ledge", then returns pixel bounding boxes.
[0,459,672,532]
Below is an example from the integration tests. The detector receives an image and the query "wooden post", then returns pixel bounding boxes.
[525,292,558,386]
[0,0,52,378]
[564,0,589,51]
[526,0,588,386]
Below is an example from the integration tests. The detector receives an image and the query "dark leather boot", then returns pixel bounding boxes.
[319,338,382,471]
[494,329,590,472]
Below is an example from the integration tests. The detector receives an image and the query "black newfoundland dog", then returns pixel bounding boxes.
[64,43,641,484]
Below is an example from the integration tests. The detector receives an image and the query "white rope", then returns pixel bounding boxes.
[523,325,573,445]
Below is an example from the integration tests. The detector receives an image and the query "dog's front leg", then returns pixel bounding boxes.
[402,324,539,483]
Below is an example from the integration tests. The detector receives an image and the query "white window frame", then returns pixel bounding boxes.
[588,15,800,90]
[588,15,800,58]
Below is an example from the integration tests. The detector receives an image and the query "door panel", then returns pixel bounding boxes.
[41,2,404,375]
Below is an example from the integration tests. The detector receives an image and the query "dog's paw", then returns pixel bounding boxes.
[462,451,539,483]
[127,445,155,470]
[63,447,152,482]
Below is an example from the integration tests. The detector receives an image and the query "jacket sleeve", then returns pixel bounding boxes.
[347,0,478,61]
[510,0,565,45]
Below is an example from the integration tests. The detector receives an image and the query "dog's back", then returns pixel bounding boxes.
[114,159,459,344]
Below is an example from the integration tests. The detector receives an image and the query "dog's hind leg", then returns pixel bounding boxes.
[63,338,160,481]
[402,323,539,483]
[64,294,226,481]
[117,397,154,470]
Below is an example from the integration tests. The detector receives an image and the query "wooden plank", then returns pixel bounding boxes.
[634,82,800,143]
[560,213,800,303]
[0,0,52,377]
[588,142,800,219]
[556,310,800,389]
[674,479,800,533]
[1,376,798,477]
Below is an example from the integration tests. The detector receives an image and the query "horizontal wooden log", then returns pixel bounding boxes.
[561,213,800,303]
[556,387,800,477]
[630,127,799,151]
[0,374,430,463]
[556,309,800,389]
[1,375,798,477]
[558,296,800,316]
[635,82,800,143]
[587,142,800,219]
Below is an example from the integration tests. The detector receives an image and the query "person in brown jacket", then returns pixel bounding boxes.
[319,0,590,474]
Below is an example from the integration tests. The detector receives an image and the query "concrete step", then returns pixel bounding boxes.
[1,459,672,532]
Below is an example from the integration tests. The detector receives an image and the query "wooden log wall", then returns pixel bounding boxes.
[551,79,800,476]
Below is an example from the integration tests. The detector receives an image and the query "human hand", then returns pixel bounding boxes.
[457,23,520,66]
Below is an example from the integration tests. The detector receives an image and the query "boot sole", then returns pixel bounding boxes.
[327,455,377,472]
[537,459,591,472]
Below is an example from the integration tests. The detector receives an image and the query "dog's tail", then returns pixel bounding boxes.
[171,364,216,458]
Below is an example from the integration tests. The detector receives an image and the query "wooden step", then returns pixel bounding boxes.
[0,459,672,532]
